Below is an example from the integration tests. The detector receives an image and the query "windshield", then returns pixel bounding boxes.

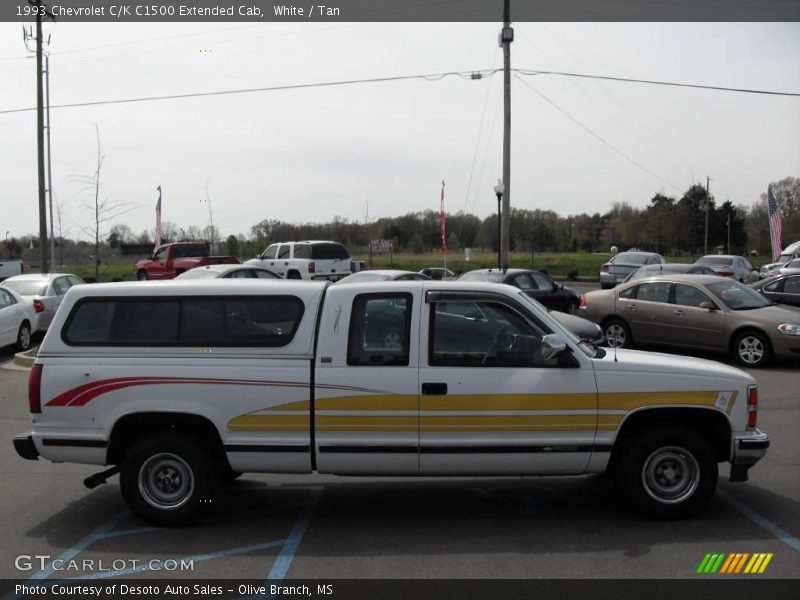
[339,272,390,283]
[516,291,596,358]
[613,252,651,265]
[697,256,733,266]
[706,280,770,310]
[2,281,48,296]
[459,271,506,283]
[175,268,218,279]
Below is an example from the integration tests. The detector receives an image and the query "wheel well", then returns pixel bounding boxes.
[20,319,30,330]
[174,269,185,276]
[107,412,227,467]
[286,270,301,279]
[609,408,732,467]
[729,326,771,353]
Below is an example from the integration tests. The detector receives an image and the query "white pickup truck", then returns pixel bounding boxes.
[14,280,769,525]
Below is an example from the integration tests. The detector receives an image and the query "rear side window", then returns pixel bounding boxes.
[63,296,304,347]
[347,293,411,366]
[311,243,350,260]
[293,245,311,259]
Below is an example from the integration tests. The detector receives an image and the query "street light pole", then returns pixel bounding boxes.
[499,0,513,271]
[494,179,504,270]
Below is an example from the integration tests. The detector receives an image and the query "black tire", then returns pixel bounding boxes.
[602,317,631,348]
[219,466,242,484]
[136,271,148,281]
[16,322,32,352]
[732,330,771,368]
[120,431,218,526]
[615,425,717,519]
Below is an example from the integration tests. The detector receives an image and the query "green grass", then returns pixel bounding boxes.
[41,251,772,282]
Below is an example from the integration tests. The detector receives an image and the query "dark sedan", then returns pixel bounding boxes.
[750,273,800,308]
[458,268,580,313]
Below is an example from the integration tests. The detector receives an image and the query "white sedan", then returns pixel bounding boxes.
[2,273,85,331]
[0,285,40,351]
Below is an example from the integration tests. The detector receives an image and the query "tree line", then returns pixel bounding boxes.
[2,177,797,266]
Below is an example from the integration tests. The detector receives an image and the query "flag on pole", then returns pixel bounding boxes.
[767,184,782,261]
[154,186,162,252]
[439,180,447,252]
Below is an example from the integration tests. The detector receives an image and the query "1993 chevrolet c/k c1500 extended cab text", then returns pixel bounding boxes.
[13,280,769,525]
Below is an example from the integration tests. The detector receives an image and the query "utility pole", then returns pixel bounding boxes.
[25,0,54,273]
[499,0,513,271]
[704,176,711,255]
[45,51,55,268]
[726,212,731,254]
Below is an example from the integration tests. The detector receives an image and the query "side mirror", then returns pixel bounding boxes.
[699,301,718,311]
[541,333,568,360]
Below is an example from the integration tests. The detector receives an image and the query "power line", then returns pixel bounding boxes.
[514,74,681,190]
[3,66,798,115]
[515,68,800,97]
[0,69,499,115]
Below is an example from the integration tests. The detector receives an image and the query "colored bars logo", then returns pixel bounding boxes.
[697,553,773,574]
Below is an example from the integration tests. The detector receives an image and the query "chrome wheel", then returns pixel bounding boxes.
[641,446,699,505]
[737,335,765,365]
[17,324,31,351]
[604,322,627,348]
[138,453,195,511]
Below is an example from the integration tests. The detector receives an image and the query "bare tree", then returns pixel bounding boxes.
[71,124,137,281]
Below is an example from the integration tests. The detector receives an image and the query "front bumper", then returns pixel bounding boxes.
[13,432,39,461]
[732,429,769,466]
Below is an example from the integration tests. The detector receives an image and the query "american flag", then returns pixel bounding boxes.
[439,180,447,252]
[768,184,782,261]
[154,185,162,252]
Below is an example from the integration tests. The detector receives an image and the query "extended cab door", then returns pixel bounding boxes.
[314,285,421,474]
[146,246,169,279]
[418,290,598,475]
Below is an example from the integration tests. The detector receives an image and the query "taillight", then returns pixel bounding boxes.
[579,293,587,310]
[601,264,609,272]
[746,385,758,429]
[308,262,315,273]
[33,299,45,313]
[718,271,734,277]
[28,364,43,414]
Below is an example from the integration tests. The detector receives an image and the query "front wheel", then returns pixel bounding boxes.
[733,330,771,368]
[136,271,148,281]
[615,425,717,519]
[120,432,218,526]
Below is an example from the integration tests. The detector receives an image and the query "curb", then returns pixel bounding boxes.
[13,348,36,370]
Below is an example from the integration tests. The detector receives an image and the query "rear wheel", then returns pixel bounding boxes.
[120,431,218,526]
[733,330,771,368]
[615,425,717,519]
[16,322,31,351]
[603,318,631,348]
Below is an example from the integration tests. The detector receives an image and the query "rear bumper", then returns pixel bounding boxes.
[13,433,39,461]
[732,429,769,466]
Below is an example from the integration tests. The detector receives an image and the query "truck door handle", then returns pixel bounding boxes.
[673,310,684,316]
[422,383,448,395]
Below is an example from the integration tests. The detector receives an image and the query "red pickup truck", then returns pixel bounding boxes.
[135,242,239,280]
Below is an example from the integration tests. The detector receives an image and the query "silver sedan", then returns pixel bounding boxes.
[580,274,800,367]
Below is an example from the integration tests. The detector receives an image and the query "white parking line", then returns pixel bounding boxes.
[718,489,800,552]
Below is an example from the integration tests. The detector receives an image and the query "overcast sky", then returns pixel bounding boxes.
[1,22,798,243]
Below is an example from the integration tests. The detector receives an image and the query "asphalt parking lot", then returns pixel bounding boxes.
[1,352,798,589]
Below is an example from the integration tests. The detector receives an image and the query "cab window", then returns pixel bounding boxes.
[347,293,411,366]
[277,245,291,259]
[262,245,278,260]
[674,284,712,308]
[429,300,558,368]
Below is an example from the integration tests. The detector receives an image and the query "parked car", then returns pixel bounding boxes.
[0,259,25,282]
[459,268,581,313]
[245,241,351,281]
[135,242,239,280]
[418,267,455,280]
[695,255,759,284]
[599,251,665,289]
[750,273,800,308]
[0,285,39,351]
[759,240,800,279]
[777,258,800,275]
[338,269,431,283]
[623,263,716,283]
[175,264,280,280]
[580,274,800,367]
[2,273,84,331]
